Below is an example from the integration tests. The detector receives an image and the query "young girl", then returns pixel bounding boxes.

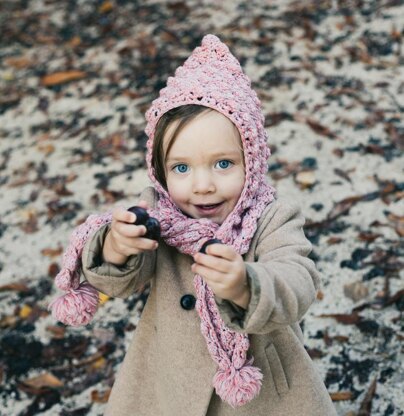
[50,34,337,415]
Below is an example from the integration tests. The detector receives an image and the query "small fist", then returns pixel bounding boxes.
[102,201,158,265]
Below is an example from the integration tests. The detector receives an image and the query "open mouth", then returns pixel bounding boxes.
[195,202,223,214]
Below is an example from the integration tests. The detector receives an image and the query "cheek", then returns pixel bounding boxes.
[226,171,245,200]
[230,184,244,202]
[166,175,187,203]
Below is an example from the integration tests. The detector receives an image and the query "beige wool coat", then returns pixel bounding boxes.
[82,187,337,416]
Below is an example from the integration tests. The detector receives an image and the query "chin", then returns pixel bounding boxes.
[210,216,224,225]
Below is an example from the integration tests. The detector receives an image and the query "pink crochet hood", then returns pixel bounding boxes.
[145,34,272,234]
[49,34,277,408]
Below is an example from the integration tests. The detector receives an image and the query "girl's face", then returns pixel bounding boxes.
[164,110,245,225]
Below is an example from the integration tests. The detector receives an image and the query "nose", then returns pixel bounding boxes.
[192,169,215,194]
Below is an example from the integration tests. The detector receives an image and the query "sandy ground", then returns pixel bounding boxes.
[0,1,403,415]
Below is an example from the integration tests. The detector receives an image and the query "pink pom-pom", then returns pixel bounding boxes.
[213,362,263,408]
[48,282,99,326]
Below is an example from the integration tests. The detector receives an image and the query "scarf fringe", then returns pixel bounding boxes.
[48,281,99,326]
[213,359,263,408]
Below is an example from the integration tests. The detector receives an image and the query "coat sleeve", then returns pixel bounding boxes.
[215,197,321,335]
[80,186,157,298]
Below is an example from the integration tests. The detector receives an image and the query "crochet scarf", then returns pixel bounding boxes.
[49,34,277,408]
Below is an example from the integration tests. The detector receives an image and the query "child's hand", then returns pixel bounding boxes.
[192,244,250,309]
[103,200,158,265]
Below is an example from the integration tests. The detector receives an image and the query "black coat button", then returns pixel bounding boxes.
[180,294,196,310]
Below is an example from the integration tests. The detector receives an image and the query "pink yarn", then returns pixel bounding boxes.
[54,269,75,291]
[49,35,277,407]
[213,357,263,408]
[48,212,112,325]
[48,282,99,326]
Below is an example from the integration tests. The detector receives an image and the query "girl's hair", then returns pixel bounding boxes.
[152,105,212,189]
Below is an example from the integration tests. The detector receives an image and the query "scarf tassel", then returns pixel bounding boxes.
[213,359,263,408]
[48,280,99,326]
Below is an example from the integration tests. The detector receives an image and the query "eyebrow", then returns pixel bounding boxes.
[166,151,242,162]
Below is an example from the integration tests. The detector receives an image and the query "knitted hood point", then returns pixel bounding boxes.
[49,34,276,408]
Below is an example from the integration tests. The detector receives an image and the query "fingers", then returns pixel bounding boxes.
[112,206,136,224]
[193,252,230,274]
[203,243,237,260]
[109,202,157,257]
[111,234,158,256]
[114,220,147,239]
[191,262,225,283]
[112,199,150,224]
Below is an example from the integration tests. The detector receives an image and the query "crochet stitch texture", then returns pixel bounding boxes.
[49,34,277,408]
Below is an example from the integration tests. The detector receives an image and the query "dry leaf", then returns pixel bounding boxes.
[23,373,63,389]
[19,305,33,319]
[91,389,111,403]
[66,173,78,183]
[99,1,113,13]
[332,335,349,343]
[19,209,39,233]
[327,197,359,220]
[306,118,338,139]
[99,292,110,305]
[330,391,353,401]
[41,71,87,86]
[358,377,377,415]
[69,36,82,47]
[357,232,382,242]
[271,159,300,180]
[0,283,30,293]
[327,236,343,245]
[102,189,125,203]
[48,263,60,278]
[334,167,354,183]
[52,183,73,197]
[122,89,143,99]
[383,289,404,308]
[19,208,38,221]
[41,247,63,257]
[20,219,38,233]
[37,143,55,155]
[386,213,404,237]
[306,348,325,359]
[4,56,32,69]
[319,313,362,325]
[332,148,344,158]
[0,315,18,328]
[36,34,58,44]
[46,325,66,339]
[8,176,31,187]
[91,357,106,370]
[295,171,316,187]
[293,114,337,139]
[344,282,369,302]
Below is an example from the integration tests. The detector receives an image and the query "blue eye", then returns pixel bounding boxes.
[216,160,232,169]
[173,164,189,173]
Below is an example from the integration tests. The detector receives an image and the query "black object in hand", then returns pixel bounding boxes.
[127,206,161,241]
[127,206,149,225]
[199,238,223,254]
[144,217,161,240]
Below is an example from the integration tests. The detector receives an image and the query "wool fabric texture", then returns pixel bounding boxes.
[49,34,276,408]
